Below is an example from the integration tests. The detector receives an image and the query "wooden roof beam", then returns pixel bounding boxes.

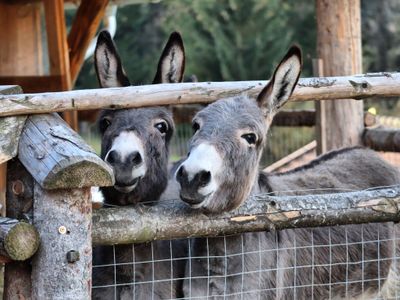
[68,0,109,86]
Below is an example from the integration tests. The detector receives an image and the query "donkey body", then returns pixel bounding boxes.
[176,47,399,299]
[92,31,187,300]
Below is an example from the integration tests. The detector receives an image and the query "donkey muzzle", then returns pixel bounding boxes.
[176,165,211,206]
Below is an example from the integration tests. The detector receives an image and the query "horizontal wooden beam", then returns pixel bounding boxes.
[92,186,400,246]
[18,113,114,189]
[0,72,400,117]
[272,109,315,127]
[0,75,66,93]
[0,217,39,261]
[363,128,400,152]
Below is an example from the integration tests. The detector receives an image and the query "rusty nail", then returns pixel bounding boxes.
[11,180,24,195]
[66,250,80,263]
[58,226,67,235]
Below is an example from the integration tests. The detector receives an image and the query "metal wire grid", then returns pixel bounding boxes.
[92,223,400,299]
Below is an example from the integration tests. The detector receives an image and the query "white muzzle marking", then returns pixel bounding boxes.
[105,131,147,188]
[178,143,223,199]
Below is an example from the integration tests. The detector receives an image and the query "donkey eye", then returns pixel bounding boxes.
[155,121,168,134]
[100,118,111,132]
[241,133,257,145]
[192,122,200,133]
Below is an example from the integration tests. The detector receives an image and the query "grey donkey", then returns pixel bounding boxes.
[92,31,187,299]
[175,46,400,299]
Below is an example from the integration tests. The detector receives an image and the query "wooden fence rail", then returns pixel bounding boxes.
[92,186,400,246]
[0,72,400,117]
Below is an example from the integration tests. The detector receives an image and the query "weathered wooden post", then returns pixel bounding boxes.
[315,0,364,151]
[0,85,32,299]
[15,113,114,299]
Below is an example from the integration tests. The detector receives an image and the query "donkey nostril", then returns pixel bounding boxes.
[107,150,118,165]
[176,166,186,183]
[130,151,143,166]
[199,171,211,186]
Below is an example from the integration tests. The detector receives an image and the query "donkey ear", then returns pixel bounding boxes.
[257,45,302,124]
[153,32,185,84]
[94,30,131,88]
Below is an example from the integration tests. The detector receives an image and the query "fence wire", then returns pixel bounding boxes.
[92,222,400,299]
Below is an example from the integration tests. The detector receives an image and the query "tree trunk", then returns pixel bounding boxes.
[316,0,364,150]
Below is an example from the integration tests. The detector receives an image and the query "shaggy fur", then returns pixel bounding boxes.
[178,46,400,299]
[92,31,187,300]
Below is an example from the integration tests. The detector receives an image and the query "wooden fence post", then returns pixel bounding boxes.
[4,160,34,299]
[15,113,114,298]
[31,186,92,299]
[0,85,31,300]
[315,0,364,151]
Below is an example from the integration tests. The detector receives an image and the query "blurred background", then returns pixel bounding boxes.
[66,0,400,166]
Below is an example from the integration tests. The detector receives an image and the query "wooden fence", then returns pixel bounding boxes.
[0,72,400,298]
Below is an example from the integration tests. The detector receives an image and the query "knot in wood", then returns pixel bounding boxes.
[66,250,80,263]
[11,180,24,195]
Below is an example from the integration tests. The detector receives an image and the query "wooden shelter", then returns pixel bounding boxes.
[0,0,111,131]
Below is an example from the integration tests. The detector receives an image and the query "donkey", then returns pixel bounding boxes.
[175,46,400,299]
[92,30,187,299]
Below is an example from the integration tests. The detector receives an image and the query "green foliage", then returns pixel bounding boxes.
[162,0,315,81]
[74,0,316,89]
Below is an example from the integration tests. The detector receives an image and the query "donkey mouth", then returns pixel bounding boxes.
[114,177,141,193]
[180,192,213,209]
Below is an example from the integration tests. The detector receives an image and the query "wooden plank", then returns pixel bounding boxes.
[43,0,77,131]
[0,2,43,76]
[0,72,399,117]
[316,0,364,150]
[68,0,109,85]
[31,184,91,299]
[92,186,400,245]
[18,114,114,189]
[0,76,65,93]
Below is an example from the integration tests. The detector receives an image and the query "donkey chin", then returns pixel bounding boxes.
[113,165,146,193]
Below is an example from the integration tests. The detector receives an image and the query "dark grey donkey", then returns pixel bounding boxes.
[92,31,187,299]
[175,46,400,299]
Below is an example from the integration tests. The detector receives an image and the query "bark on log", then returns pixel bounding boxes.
[363,128,400,152]
[316,0,364,150]
[18,113,114,189]
[0,85,26,164]
[0,217,39,261]
[92,186,400,246]
[0,72,399,117]
[31,185,92,299]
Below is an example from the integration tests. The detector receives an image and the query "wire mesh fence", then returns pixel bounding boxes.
[92,188,400,300]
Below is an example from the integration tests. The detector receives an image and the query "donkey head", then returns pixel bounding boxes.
[176,46,301,212]
[95,30,185,206]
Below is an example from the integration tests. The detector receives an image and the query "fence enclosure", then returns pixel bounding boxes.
[1,73,400,298]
